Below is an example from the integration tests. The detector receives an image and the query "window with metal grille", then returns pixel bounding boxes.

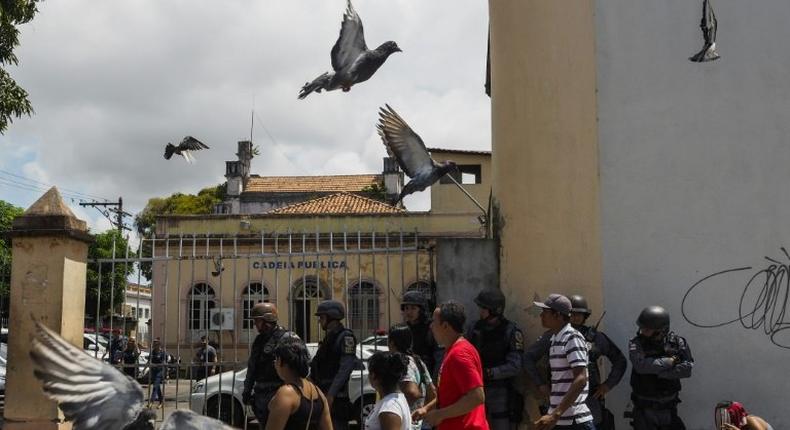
[242,283,270,329]
[188,283,216,331]
[349,282,380,338]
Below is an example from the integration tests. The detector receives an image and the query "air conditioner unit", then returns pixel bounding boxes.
[209,308,235,331]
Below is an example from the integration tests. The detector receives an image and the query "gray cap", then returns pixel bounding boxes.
[533,294,572,316]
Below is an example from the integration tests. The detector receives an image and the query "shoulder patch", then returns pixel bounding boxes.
[513,330,524,351]
[343,335,356,354]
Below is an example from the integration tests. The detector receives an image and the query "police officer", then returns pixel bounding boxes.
[401,290,441,378]
[467,288,524,430]
[242,302,300,429]
[309,300,357,430]
[628,306,693,430]
[568,295,626,430]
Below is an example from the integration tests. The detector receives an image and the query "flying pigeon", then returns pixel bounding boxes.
[211,256,224,277]
[30,320,233,430]
[376,104,457,203]
[164,136,209,163]
[689,0,720,62]
[298,0,401,99]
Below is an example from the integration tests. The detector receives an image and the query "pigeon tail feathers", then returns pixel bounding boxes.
[298,72,333,99]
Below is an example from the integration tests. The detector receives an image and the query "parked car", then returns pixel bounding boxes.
[190,342,387,428]
[83,333,109,359]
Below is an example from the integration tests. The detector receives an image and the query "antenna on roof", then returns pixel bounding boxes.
[250,95,255,144]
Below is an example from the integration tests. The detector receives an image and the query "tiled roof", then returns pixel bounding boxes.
[244,174,383,193]
[428,147,491,155]
[268,192,404,215]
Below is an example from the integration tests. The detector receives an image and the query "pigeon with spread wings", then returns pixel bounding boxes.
[376,105,458,203]
[164,136,209,163]
[30,320,233,430]
[298,0,401,99]
[689,0,720,62]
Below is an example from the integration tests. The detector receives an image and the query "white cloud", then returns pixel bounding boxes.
[2,0,491,227]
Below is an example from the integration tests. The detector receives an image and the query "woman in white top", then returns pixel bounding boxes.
[388,324,437,430]
[365,351,412,430]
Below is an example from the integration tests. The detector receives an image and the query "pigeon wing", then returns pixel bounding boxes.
[376,104,435,178]
[703,0,717,45]
[160,409,235,430]
[179,136,209,151]
[331,0,368,72]
[30,321,145,430]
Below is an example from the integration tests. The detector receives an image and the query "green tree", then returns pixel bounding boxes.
[0,0,40,134]
[134,184,225,279]
[86,229,134,319]
[0,199,24,294]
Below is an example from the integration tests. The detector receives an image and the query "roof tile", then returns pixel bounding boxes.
[244,175,382,193]
[268,192,403,215]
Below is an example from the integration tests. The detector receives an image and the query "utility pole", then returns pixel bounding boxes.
[79,197,132,233]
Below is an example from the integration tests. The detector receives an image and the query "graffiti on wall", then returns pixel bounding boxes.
[682,248,790,349]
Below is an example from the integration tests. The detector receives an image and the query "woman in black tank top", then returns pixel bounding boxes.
[265,339,332,430]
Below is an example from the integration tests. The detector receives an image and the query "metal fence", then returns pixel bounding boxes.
[86,229,436,428]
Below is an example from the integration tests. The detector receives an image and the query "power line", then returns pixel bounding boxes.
[0,176,100,203]
[252,111,310,175]
[0,168,109,201]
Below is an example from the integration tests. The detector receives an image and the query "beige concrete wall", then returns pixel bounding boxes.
[151,238,433,352]
[5,236,86,428]
[430,152,491,214]
[488,1,602,423]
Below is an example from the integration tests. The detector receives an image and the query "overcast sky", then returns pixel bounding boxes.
[0,1,491,234]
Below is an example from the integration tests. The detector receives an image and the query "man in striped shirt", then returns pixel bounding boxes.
[533,294,595,430]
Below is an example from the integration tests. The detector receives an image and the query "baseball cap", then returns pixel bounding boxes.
[533,294,572,316]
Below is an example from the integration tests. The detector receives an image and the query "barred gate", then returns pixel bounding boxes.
[86,229,435,428]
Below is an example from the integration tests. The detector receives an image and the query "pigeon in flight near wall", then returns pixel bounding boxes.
[30,320,233,430]
[298,0,401,99]
[164,136,209,163]
[689,0,720,62]
[376,105,458,203]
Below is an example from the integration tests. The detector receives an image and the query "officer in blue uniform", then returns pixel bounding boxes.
[242,302,300,429]
[309,300,358,430]
[467,288,525,430]
[628,306,693,430]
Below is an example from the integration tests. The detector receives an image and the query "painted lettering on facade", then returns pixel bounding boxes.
[251,260,347,270]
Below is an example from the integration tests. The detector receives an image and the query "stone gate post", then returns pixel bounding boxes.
[3,187,92,429]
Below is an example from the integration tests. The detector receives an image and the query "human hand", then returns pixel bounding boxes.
[533,413,558,430]
[592,384,610,399]
[424,409,444,426]
[412,407,427,421]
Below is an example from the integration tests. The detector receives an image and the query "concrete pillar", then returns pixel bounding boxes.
[4,187,92,430]
[488,1,602,425]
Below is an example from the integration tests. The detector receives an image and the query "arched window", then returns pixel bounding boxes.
[188,283,216,331]
[242,283,270,329]
[350,281,380,338]
[291,276,328,342]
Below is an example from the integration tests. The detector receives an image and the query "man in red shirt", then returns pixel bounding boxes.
[413,300,489,430]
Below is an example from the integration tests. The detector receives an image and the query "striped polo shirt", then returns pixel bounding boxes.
[548,323,592,425]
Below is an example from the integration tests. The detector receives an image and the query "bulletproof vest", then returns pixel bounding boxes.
[310,325,349,390]
[576,325,602,388]
[409,319,437,373]
[630,333,682,399]
[251,326,291,385]
[470,319,512,374]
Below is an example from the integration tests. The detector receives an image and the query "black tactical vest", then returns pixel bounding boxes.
[251,326,290,385]
[409,319,437,373]
[470,319,512,382]
[576,325,602,388]
[630,334,682,399]
[310,326,348,391]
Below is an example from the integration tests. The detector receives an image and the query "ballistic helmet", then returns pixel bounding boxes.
[401,290,429,311]
[636,306,670,330]
[251,302,278,323]
[569,295,592,315]
[315,300,345,320]
[474,289,506,315]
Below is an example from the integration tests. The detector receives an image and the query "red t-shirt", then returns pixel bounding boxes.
[436,337,489,430]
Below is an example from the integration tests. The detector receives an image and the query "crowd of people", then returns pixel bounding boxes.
[102,288,771,430]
